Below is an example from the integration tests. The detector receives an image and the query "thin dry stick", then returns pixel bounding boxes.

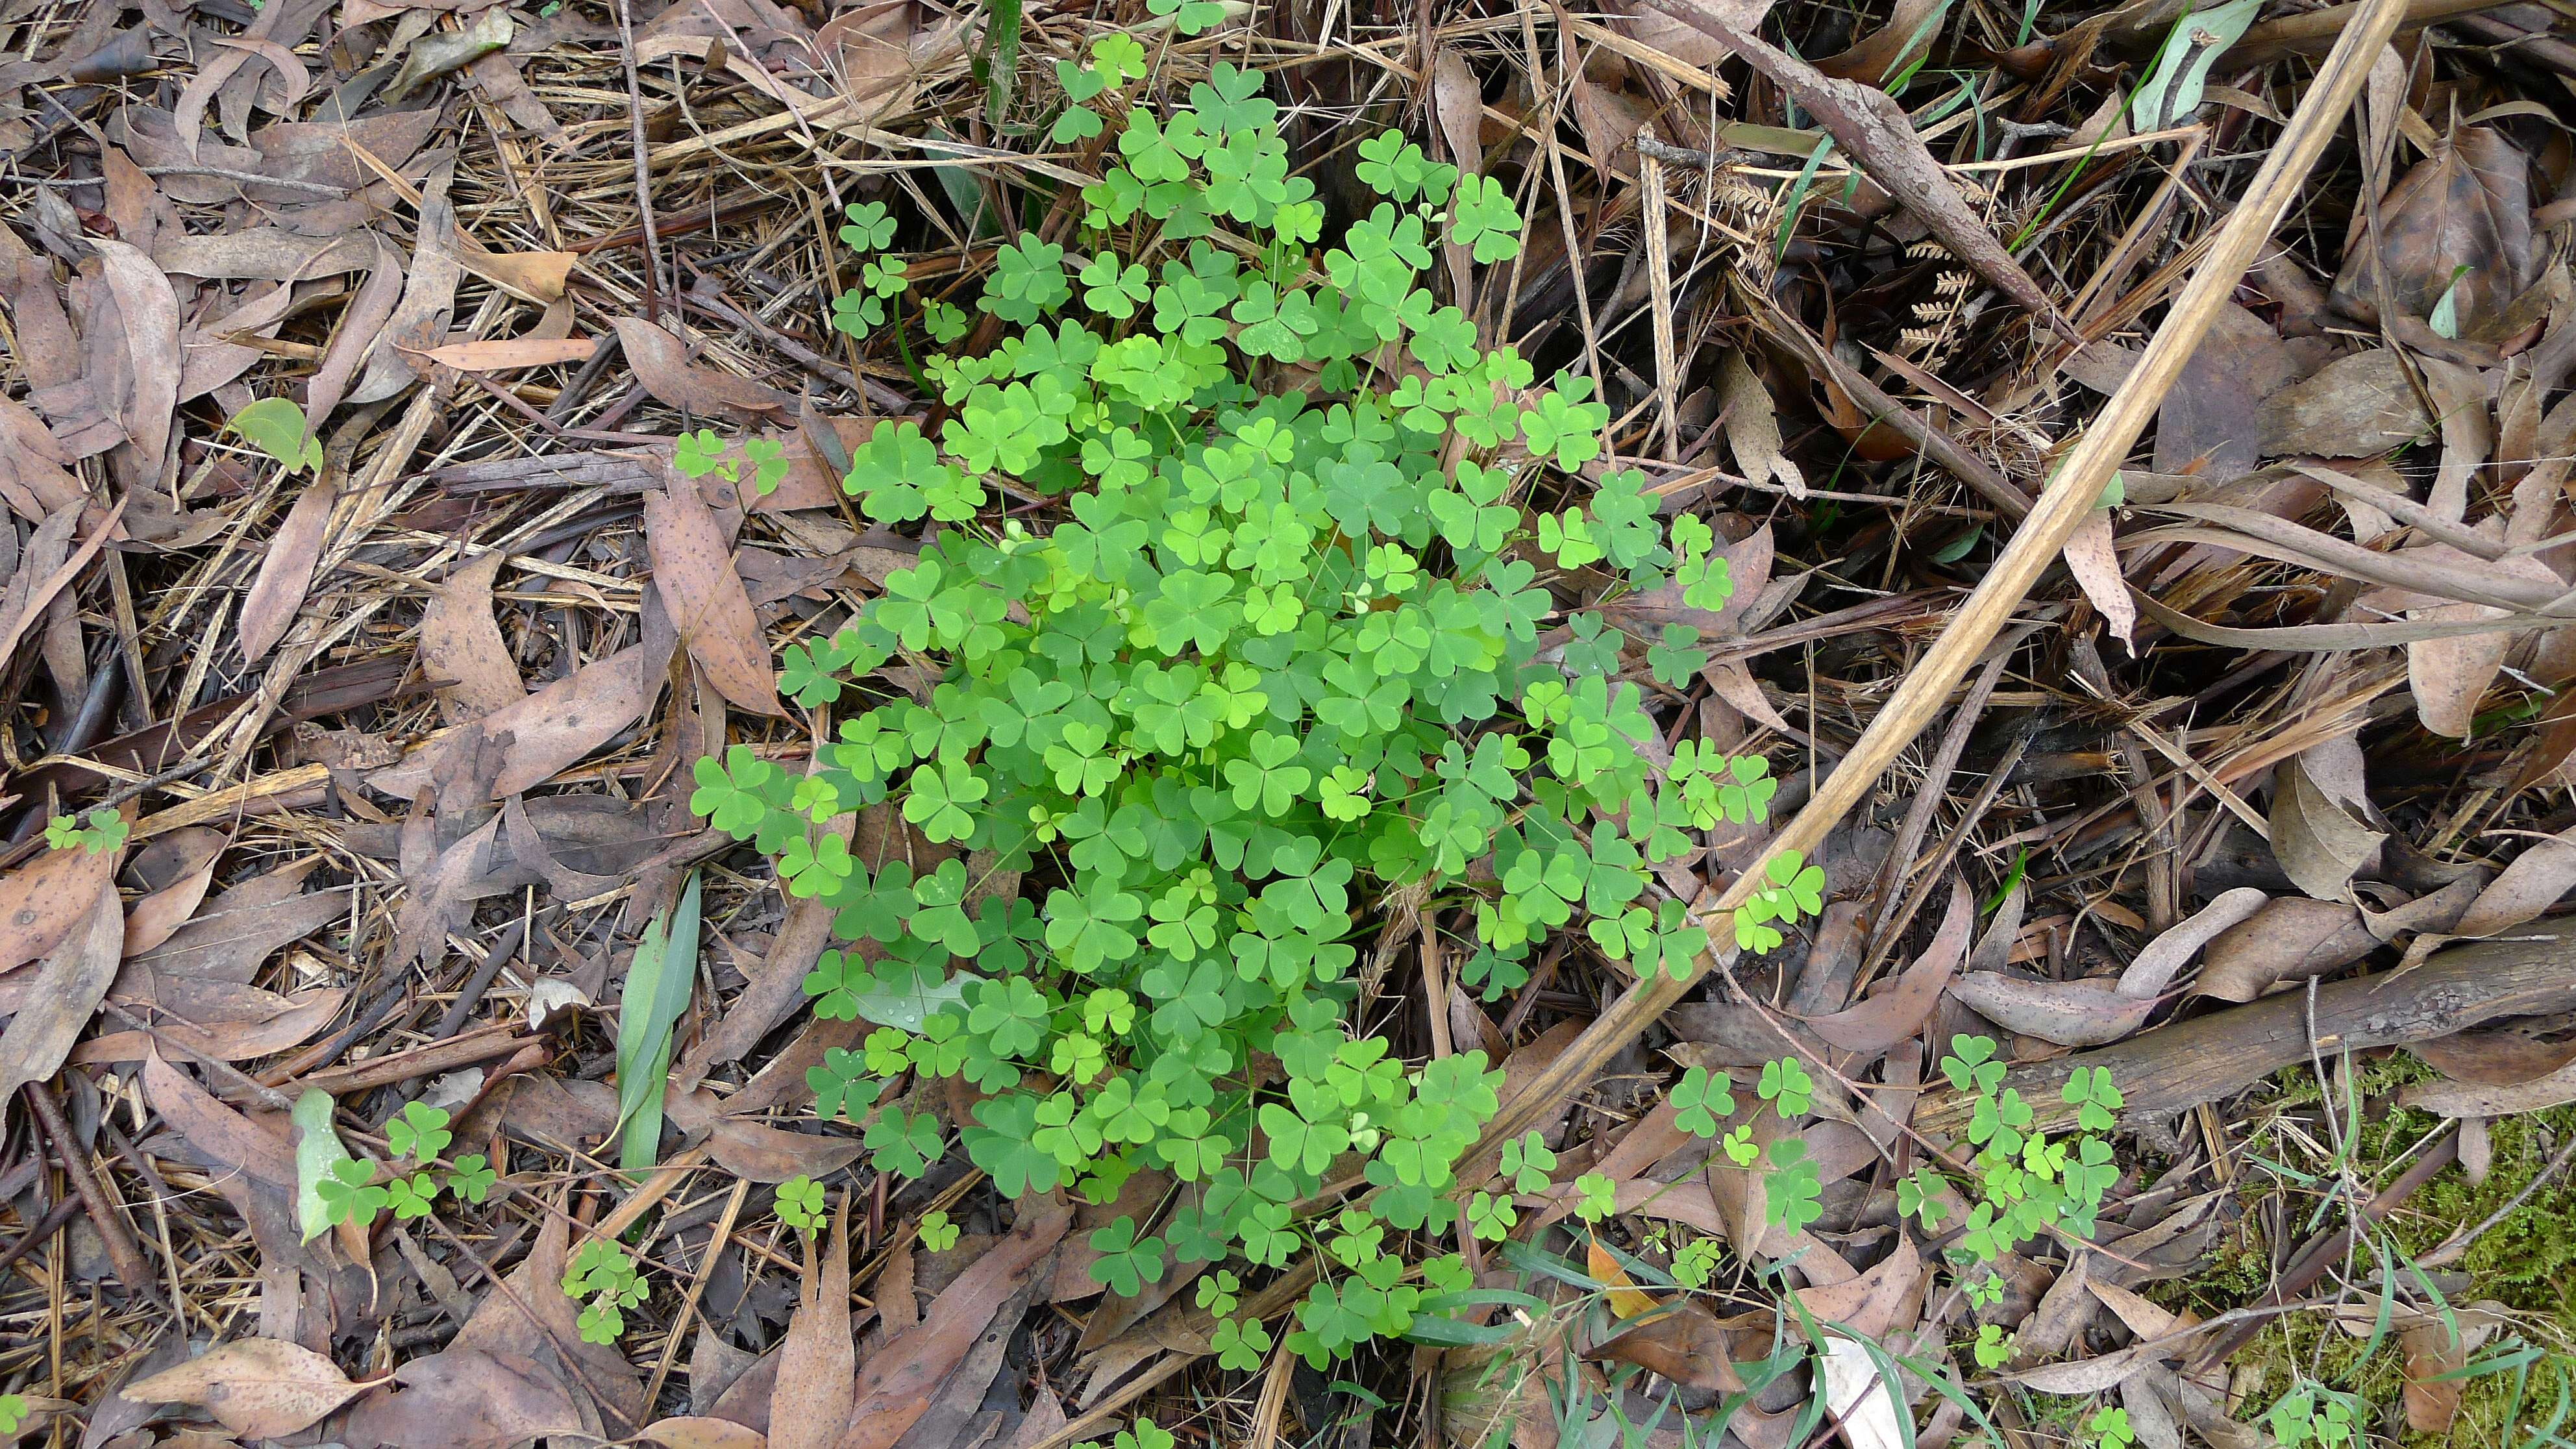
[1459,0,2418,1163]
[617,0,666,321]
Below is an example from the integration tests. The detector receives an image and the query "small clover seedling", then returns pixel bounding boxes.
[44,809,125,856]
[1672,1065,1736,1138]
[564,1239,646,1344]
[1755,1057,1812,1119]
[918,1209,960,1252]
[1500,1130,1556,1193]
[445,1154,495,1203]
[776,1175,826,1234]
[316,1159,388,1229]
[386,1102,452,1162]
[1671,1237,1723,1289]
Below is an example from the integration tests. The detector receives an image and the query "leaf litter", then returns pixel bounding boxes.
[0,0,2570,1444]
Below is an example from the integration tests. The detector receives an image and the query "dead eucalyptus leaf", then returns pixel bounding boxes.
[645,482,782,716]
[2116,887,2268,998]
[238,481,337,663]
[1805,875,1967,1052]
[121,1337,373,1440]
[419,551,526,721]
[613,317,791,421]
[2269,754,2384,901]
[1950,971,2154,1047]
[771,1198,852,1449]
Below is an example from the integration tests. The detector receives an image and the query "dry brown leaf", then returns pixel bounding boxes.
[2402,1318,2490,1434]
[238,480,337,663]
[390,811,501,972]
[2331,127,2540,343]
[0,822,125,972]
[0,884,123,1111]
[1805,874,1968,1052]
[2063,506,2136,647]
[2116,887,2269,998]
[645,1418,770,1449]
[370,612,678,803]
[2196,896,2378,1001]
[1794,1233,1922,1338]
[123,828,227,956]
[613,317,792,421]
[90,238,181,468]
[340,1348,587,1449]
[838,1196,1071,1449]
[2414,1025,2576,1085]
[2399,1059,2576,1117]
[1950,971,2153,1047]
[2268,754,2384,901]
[2153,301,2312,477]
[1591,1303,1742,1393]
[130,860,343,982]
[1813,0,1940,82]
[2451,822,2576,937]
[420,336,599,370]
[140,1048,299,1190]
[772,1196,854,1449]
[647,482,782,715]
[121,1337,373,1440]
[1718,349,1805,497]
[1587,1234,1661,1319]
[303,238,406,425]
[2257,349,2431,458]
[419,551,526,721]
[77,986,346,1064]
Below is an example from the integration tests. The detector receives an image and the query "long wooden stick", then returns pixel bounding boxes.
[1463,0,2416,1160]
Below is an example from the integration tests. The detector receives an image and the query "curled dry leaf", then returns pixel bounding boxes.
[2399,1058,2576,1117]
[1950,971,2153,1048]
[1591,1304,1742,1393]
[771,1198,853,1449]
[238,480,338,663]
[645,482,782,715]
[2115,887,2268,998]
[612,317,791,421]
[2450,821,2576,937]
[120,1337,373,1440]
[2268,754,2383,901]
[419,551,526,721]
[121,826,226,956]
[2063,506,2136,647]
[2196,896,2379,1001]
[1805,874,1968,1052]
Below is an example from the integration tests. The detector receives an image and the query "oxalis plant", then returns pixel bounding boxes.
[681,43,1833,1369]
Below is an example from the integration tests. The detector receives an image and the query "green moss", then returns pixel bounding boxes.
[2214,1070,2576,1446]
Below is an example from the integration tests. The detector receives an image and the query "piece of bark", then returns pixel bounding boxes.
[1916,934,2576,1136]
